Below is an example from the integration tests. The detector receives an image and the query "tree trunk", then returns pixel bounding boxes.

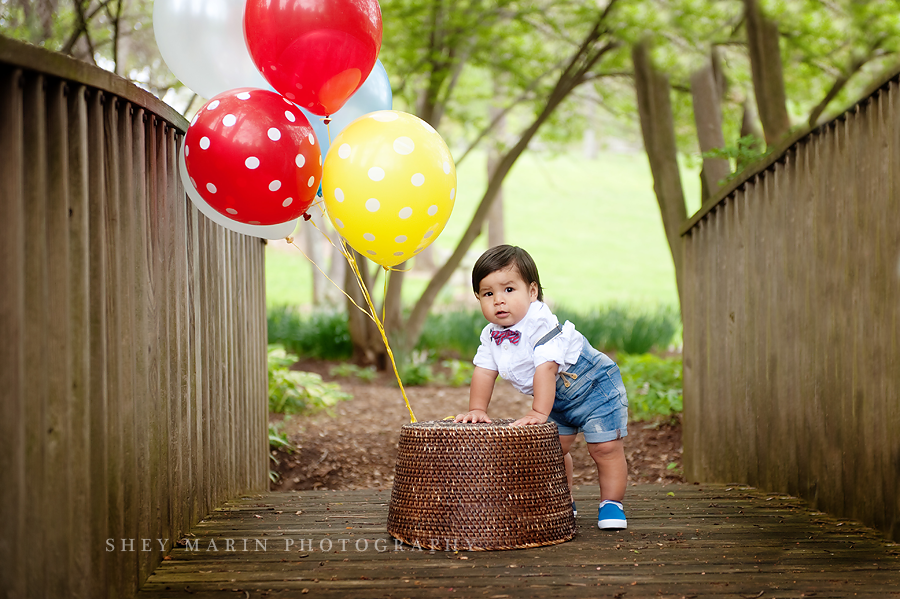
[487,79,506,248]
[690,57,731,198]
[744,0,790,146]
[632,40,687,305]
[383,263,405,349]
[344,251,386,368]
[738,95,765,172]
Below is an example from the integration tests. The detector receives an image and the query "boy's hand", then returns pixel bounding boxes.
[455,409,492,423]
[511,410,549,427]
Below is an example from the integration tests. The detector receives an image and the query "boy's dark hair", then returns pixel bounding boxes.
[472,245,543,301]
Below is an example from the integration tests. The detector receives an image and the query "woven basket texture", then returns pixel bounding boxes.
[387,419,576,551]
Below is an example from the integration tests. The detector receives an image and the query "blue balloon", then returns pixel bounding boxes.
[302,60,392,159]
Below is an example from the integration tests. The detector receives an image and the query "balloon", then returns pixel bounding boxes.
[302,60,392,159]
[184,88,323,226]
[244,0,382,116]
[179,149,298,239]
[322,111,457,267]
[153,0,270,99]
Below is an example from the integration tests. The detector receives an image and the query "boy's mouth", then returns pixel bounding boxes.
[495,311,509,318]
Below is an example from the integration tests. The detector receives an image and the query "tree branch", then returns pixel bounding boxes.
[402,6,621,346]
[62,0,114,57]
[454,59,565,166]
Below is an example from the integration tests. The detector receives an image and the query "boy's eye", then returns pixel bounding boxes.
[505,287,515,293]
[482,291,492,297]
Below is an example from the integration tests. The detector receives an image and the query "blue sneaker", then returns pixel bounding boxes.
[572,502,577,517]
[598,500,627,530]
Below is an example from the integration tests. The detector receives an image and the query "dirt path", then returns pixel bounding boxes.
[270,359,684,492]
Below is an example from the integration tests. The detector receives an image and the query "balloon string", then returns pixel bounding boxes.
[342,240,417,423]
[382,267,388,323]
[285,229,417,423]
[286,237,375,325]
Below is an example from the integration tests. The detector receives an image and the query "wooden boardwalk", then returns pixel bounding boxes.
[137,484,900,598]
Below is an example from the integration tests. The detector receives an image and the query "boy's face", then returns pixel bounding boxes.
[475,265,538,328]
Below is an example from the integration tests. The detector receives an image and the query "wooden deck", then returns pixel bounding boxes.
[137,484,900,598]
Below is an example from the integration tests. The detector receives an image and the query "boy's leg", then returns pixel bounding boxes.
[587,438,627,502]
[558,434,577,500]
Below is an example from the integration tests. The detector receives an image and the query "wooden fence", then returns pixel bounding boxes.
[0,37,269,598]
[682,72,900,541]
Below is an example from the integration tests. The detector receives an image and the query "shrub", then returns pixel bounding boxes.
[395,350,436,386]
[267,306,352,359]
[268,345,351,414]
[555,304,680,354]
[415,309,484,358]
[618,353,683,422]
[439,359,474,387]
[268,421,294,452]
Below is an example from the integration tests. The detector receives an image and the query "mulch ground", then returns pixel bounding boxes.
[270,358,684,493]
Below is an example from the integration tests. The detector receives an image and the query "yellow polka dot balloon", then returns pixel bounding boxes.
[322,110,457,267]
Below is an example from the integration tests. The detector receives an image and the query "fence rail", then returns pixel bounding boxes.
[682,73,900,541]
[0,37,268,598]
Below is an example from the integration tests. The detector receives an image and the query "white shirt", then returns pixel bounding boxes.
[473,301,584,395]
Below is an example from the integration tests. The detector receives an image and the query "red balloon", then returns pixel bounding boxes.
[184,88,322,226]
[244,0,383,116]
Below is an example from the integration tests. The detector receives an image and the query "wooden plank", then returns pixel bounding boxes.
[223,232,235,499]
[255,237,267,490]
[87,86,111,598]
[66,81,95,599]
[888,82,900,540]
[215,227,227,503]
[117,97,140,596]
[225,232,237,500]
[157,120,178,557]
[102,91,126,599]
[854,97,882,529]
[199,216,214,519]
[44,76,73,598]
[132,106,154,586]
[22,72,49,598]
[187,199,204,529]
[169,127,190,541]
[135,486,900,598]
[152,115,173,578]
[684,219,700,479]
[0,65,27,599]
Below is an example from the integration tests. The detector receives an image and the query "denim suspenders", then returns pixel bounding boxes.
[534,324,563,348]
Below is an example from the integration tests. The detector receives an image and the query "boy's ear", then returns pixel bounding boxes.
[529,281,539,300]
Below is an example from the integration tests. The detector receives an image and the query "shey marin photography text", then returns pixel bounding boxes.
[106,536,468,553]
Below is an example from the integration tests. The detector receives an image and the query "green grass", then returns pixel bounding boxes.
[266,150,701,312]
[266,248,313,307]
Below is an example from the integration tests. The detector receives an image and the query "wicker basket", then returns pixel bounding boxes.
[387,419,575,551]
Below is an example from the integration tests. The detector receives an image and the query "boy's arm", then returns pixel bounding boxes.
[455,366,497,423]
[511,361,558,426]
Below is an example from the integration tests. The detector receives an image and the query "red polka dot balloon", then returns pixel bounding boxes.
[184,88,322,226]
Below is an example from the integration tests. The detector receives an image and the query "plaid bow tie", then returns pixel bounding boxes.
[490,329,521,345]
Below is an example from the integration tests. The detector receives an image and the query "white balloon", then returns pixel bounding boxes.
[178,147,297,240]
[153,0,270,99]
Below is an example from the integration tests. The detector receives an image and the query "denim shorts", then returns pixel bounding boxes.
[547,338,629,443]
